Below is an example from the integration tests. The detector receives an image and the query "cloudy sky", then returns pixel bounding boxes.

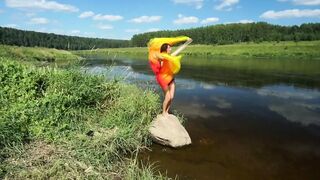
[0,0,319,39]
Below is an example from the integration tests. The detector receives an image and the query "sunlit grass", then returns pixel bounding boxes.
[74,41,320,60]
[0,44,81,63]
[0,57,164,179]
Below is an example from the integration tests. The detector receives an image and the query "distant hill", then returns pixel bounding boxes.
[0,27,130,50]
[131,22,320,47]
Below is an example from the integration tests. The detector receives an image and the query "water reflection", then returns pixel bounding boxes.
[210,96,232,109]
[80,57,320,180]
[257,85,320,100]
[257,85,320,127]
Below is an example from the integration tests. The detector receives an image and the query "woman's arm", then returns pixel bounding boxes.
[171,38,192,56]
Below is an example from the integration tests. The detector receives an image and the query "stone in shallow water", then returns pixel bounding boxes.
[149,114,191,148]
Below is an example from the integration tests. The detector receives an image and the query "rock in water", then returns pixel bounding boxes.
[149,114,191,148]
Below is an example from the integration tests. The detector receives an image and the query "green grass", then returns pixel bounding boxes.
[74,41,320,60]
[0,45,81,63]
[0,56,168,179]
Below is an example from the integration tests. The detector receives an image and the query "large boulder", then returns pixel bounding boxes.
[149,114,191,148]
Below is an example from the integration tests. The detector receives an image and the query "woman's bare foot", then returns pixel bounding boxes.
[162,112,169,117]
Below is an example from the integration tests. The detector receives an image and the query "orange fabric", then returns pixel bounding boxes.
[156,73,171,91]
[160,53,182,74]
[148,60,170,90]
[156,55,174,90]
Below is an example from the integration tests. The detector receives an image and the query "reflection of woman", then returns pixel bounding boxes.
[150,37,192,116]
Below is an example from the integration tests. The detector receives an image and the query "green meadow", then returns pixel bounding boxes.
[0,45,81,63]
[74,41,320,60]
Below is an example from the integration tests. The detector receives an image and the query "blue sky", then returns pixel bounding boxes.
[0,0,319,40]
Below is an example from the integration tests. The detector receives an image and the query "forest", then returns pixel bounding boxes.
[0,27,130,50]
[131,22,320,46]
[1,22,320,50]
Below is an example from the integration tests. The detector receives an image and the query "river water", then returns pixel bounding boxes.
[82,57,320,180]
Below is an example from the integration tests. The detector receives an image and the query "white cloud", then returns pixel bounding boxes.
[36,27,47,33]
[201,17,219,24]
[257,86,320,127]
[49,29,64,34]
[83,32,96,37]
[79,11,123,22]
[3,24,19,28]
[71,30,80,34]
[125,29,140,33]
[224,19,254,24]
[238,19,254,23]
[172,0,204,9]
[200,82,216,89]
[28,17,49,24]
[130,16,162,23]
[176,100,222,118]
[269,103,320,126]
[294,0,320,5]
[5,0,78,12]
[26,12,36,17]
[278,0,320,6]
[215,0,239,11]
[260,9,320,19]
[257,86,320,100]
[97,24,113,30]
[210,96,232,109]
[79,11,94,18]
[93,14,123,21]
[146,28,161,32]
[173,14,199,24]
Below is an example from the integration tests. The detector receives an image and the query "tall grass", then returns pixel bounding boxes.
[0,58,164,179]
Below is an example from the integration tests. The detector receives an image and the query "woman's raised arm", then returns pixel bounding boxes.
[171,38,192,56]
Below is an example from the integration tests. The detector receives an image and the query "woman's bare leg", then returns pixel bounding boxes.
[162,88,171,116]
[165,82,175,114]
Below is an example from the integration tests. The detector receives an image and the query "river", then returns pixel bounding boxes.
[82,56,320,180]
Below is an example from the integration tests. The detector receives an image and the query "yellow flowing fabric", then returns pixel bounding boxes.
[160,53,182,74]
[148,36,189,75]
[148,36,189,90]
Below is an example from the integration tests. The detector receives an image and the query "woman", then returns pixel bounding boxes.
[149,37,192,116]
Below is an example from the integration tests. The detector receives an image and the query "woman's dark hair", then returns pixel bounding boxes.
[160,43,170,53]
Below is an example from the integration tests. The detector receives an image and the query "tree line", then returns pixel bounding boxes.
[131,22,320,47]
[1,22,320,50]
[0,27,130,50]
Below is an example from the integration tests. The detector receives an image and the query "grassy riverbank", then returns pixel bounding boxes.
[0,48,165,179]
[74,41,320,60]
[0,45,81,63]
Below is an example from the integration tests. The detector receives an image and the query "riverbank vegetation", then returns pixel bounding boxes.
[0,47,166,179]
[0,45,81,63]
[74,40,320,60]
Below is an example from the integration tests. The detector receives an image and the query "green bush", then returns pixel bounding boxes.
[0,60,119,145]
[0,60,34,148]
